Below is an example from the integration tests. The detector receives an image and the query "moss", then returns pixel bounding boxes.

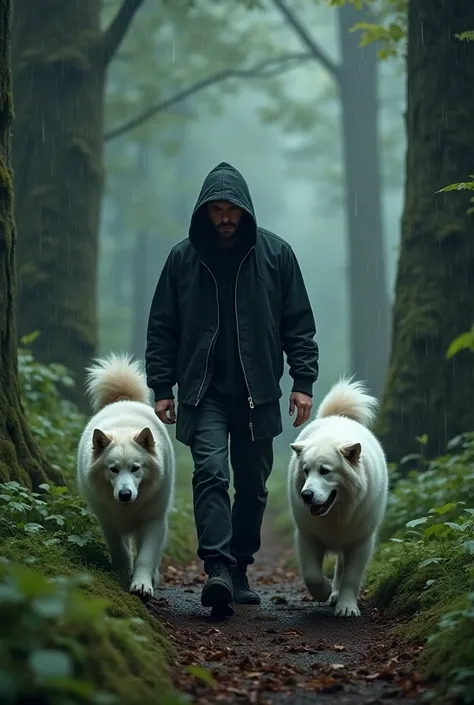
[0,536,182,705]
[366,542,474,702]
[421,596,474,692]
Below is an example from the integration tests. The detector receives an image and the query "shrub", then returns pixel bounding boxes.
[381,432,474,542]
[367,434,474,704]
[18,333,86,481]
[0,549,183,705]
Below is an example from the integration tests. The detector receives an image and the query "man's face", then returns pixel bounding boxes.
[206,200,243,240]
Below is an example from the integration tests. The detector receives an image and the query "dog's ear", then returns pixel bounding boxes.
[340,442,361,463]
[92,428,113,455]
[290,443,306,456]
[134,427,155,453]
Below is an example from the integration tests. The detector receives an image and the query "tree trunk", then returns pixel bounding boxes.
[376,0,474,463]
[338,4,390,401]
[11,0,105,410]
[0,0,63,489]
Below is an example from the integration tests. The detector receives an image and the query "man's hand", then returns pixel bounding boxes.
[155,399,176,425]
[289,392,312,428]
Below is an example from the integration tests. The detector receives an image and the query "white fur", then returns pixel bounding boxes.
[76,353,175,601]
[288,376,388,617]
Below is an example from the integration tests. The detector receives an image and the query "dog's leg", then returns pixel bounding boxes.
[130,519,167,601]
[296,531,332,603]
[334,534,375,617]
[100,522,132,586]
[329,553,344,605]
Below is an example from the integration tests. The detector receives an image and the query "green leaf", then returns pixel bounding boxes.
[446,328,474,359]
[418,557,444,569]
[456,31,474,41]
[32,595,66,618]
[24,523,45,534]
[185,665,217,688]
[20,330,41,346]
[429,503,457,515]
[405,517,428,528]
[29,649,73,681]
[0,583,24,604]
[461,540,474,555]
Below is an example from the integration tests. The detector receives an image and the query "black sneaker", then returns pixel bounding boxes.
[201,563,234,608]
[232,567,261,605]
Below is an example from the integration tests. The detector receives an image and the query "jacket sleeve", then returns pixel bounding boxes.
[145,250,180,401]
[280,245,319,397]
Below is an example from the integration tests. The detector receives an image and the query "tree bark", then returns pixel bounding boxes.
[338,4,390,401]
[0,0,63,489]
[376,0,474,462]
[11,0,144,409]
[11,0,105,410]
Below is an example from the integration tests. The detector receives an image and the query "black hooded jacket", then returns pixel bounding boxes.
[145,162,319,416]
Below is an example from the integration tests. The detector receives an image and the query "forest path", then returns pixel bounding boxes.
[149,514,427,704]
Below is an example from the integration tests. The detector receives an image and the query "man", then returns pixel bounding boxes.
[146,162,319,613]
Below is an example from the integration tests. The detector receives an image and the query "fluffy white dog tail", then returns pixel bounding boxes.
[85,353,150,412]
[316,376,378,427]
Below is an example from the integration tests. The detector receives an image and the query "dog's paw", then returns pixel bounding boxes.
[129,580,154,601]
[305,576,332,603]
[334,598,360,617]
[328,590,339,606]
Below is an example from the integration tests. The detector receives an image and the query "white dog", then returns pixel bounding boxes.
[76,353,175,600]
[288,377,388,617]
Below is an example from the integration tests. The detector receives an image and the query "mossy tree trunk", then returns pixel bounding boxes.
[11,0,145,410]
[0,0,63,489]
[376,0,474,463]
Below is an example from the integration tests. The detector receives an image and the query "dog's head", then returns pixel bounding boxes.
[90,426,157,503]
[290,436,365,518]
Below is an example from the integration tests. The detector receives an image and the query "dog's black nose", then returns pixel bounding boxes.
[118,489,132,502]
[301,489,314,503]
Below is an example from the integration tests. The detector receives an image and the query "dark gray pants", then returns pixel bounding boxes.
[190,393,273,574]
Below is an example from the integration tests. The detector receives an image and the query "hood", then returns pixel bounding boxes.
[189,162,257,252]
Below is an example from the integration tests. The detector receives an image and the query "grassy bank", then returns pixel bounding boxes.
[269,435,474,704]
[0,346,196,704]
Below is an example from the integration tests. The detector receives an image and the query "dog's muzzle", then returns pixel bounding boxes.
[300,488,337,516]
[118,488,133,503]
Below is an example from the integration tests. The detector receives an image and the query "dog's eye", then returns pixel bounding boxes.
[302,465,309,476]
[109,466,119,474]
[131,464,140,473]
[319,466,331,476]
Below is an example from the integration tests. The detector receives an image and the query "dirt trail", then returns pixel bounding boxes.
[149,516,427,704]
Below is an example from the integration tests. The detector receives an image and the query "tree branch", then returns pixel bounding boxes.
[100,0,147,65]
[270,0,341,83]
[104,51,313,142]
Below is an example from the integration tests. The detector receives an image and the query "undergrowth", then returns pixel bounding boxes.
[0,343,197,704]
[367,432,474,704]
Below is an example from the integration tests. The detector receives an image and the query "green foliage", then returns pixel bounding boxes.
[380,432,474,542]
[0,552,182,705]
[327,0,407,60]
[367,433,474,703]
[457,31,474,42]
[437,176,474,216]
[446,325,474,360]
[0,481,109,567]
[18,333,86,480]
